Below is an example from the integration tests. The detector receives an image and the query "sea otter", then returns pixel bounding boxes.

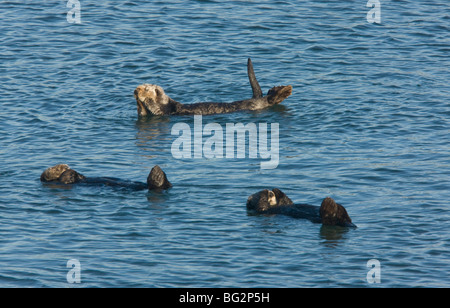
[247,188,356,228]
[40,164,172,190]
[134,58,292,116]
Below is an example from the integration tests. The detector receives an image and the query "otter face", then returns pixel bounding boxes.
[271,188,294,206]
[247,189,281,212]
[268,190,277,206]
[40,164,70,182]
[134,84,170,116]
[40,164,86,185]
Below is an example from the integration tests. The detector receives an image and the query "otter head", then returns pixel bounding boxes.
[247,188,293,212]
[147,165,172,190]
[267,85,292,105]
[319,197,356,228]
[40,164,71,182]
[134,84,173,116]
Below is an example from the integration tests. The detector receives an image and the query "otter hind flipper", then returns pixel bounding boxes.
[267,85,293,105]
[134,59,292,116]
[247,58,263,99]
[147,165,172,190]
[320,197,356,228]
[247,189,356,228]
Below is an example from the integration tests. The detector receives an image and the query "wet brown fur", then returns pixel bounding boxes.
[40,164,171,190]
[134,58,292,116]
[247,189,356,227]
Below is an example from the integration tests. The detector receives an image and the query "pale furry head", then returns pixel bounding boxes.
[40,164,70,182]
[134,84,171,116]
[40,164,85,184]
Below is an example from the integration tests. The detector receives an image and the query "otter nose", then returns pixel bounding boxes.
[134,89,139,97]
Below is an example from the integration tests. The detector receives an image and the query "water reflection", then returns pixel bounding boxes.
[135,115,172,143]
[146,189,171,205]
[134,116,173,160]
[41,182,75,190]
[319,225,351,246]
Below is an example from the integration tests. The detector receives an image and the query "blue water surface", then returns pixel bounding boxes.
[0,0,449,287]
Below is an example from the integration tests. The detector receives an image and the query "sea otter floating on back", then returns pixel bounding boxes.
[247,188,356,228]
[40,164,172,191]
[134,58,292,116]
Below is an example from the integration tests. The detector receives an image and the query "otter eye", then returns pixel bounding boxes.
[155,88,160,95]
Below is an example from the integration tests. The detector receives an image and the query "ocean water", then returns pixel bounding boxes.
[0,0,449,287]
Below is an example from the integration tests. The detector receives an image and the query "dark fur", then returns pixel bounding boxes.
[134,58,292,116]
[247,189,356,227]
[40,164,172,191]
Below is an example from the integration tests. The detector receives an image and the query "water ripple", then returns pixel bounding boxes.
[0,0,449,287]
